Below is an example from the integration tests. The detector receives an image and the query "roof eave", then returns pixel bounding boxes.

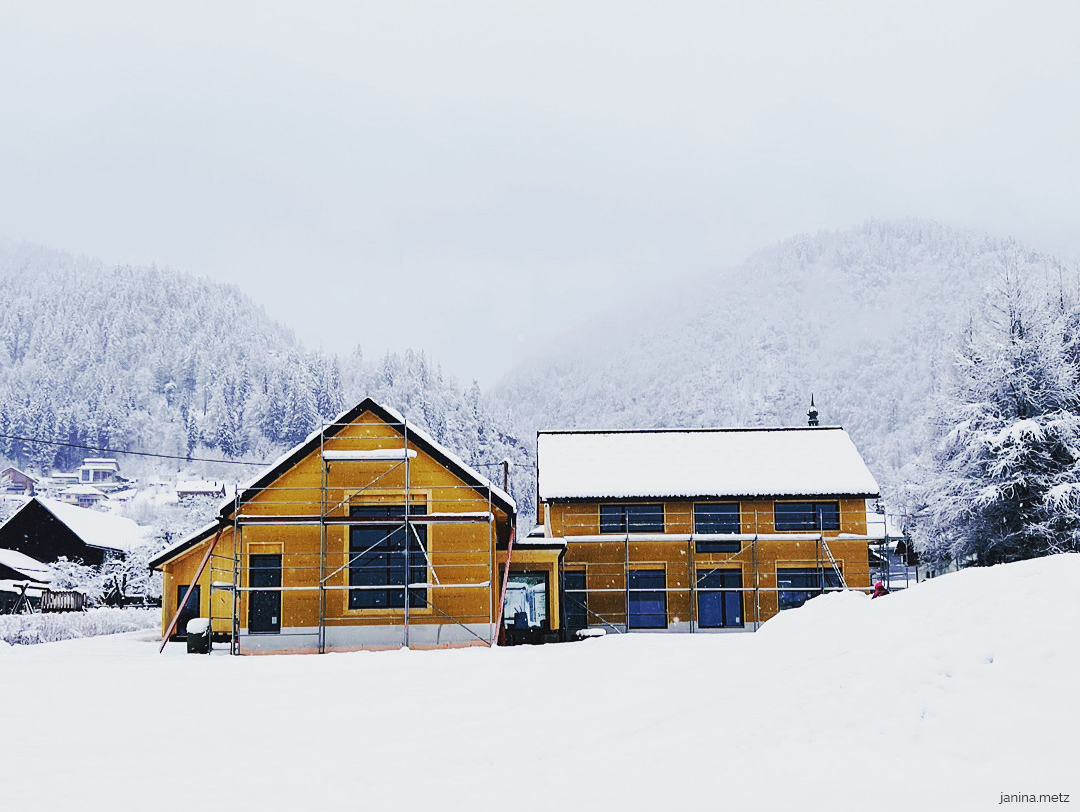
[540,491,881,502]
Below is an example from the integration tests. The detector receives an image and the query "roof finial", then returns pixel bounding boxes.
[807,394,819,427]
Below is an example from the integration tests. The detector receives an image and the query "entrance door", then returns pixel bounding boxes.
[174,584,201,638]
[249,554,281,634]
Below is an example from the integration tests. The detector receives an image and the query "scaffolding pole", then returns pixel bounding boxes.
[403,418,410,649]
[319,422,327,655]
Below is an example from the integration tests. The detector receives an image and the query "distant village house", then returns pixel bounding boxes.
[176,480,229,501]
[1,467,37,496]
[78,458,121,485]
[0,497,145,567]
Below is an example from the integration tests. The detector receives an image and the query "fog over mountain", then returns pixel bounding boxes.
[495,220,1078,500]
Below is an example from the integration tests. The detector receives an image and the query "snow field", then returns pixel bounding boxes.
[0,555,1075,811]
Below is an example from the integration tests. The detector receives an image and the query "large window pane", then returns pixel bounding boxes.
[600,504,664,534]
[694,503,740,534]
[348,504,427,610]
[776,567,843,610]
[564,570,587,630]
[697,569,743,628]
[599,505,626,534]
[774,502,841,532]
[628,569,666,629]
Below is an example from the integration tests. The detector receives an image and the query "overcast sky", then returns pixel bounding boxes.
[2,2,1079,384]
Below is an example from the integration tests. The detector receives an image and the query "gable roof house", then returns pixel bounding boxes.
[0,497,146,566]
[533,425,880,635]
[59,484,110,508]
[1,467,38,496]
[149,398,516,654]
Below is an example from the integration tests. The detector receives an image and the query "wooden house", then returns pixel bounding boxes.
[149,398,516,654]
[532,426,881,636]
[1,467,37,496]
[0,497,145,566]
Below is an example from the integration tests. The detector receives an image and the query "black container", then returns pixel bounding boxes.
[185,618,211,654]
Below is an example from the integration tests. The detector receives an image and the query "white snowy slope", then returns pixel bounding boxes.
[0,555,1075,812]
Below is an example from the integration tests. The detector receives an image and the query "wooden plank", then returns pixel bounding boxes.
[158,530,222,653]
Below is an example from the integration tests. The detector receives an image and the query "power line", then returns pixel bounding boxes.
[0,432,269,467]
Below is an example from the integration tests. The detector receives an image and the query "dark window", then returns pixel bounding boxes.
[599,504,664,534]
[628,569,666,629]
[564,570,587,630]
[695,539,742,554]
[697,569,743,628]
[776,567,843,611]
[249,553,281,634]
[174,584,201,639]
[694,503,740,534]
[349,504,427,610]
[774,502,841,531]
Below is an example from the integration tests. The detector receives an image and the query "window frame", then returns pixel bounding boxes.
[563,568,588,631]
[599,503,665,534]
[696,568,743,629]
[693,502,741,535]
[347,503,429,611]
[502,569,551,631]
[627,568,667,629]
[776,567,843,611]
[773,501,842,532]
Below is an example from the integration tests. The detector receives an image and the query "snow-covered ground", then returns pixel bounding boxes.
[0,606,158,645]
[1,556,1075,811]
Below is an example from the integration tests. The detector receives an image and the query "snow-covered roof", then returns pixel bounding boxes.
[537,427,880,500]
[63,485,108,497]
[0,548,53,582]
[80,458,120,470]
[176,480,228,493]
[1,467,37,482]
[0,579,49,596]
[31,498,149,553]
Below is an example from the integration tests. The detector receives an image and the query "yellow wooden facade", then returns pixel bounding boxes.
[153,400,517,653]
[540,498,873,631]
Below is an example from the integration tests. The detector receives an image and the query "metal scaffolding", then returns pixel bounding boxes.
[557,504,885,635]
[202,415,501,654]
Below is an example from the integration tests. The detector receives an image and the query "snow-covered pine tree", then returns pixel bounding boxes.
[915,265,1080,566]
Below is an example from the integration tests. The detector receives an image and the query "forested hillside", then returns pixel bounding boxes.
[5,222,1075,526]
[0,242,534,516]
[496,220,1078,500]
